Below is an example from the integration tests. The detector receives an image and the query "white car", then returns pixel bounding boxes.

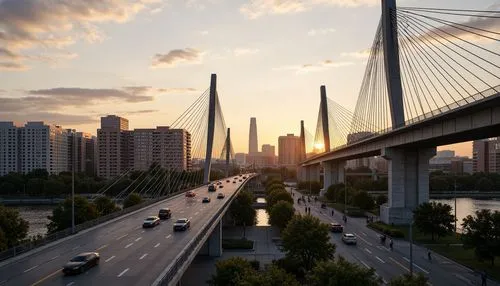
[142,216,160,228]
[173,218,191,231]
[342,233,357,245]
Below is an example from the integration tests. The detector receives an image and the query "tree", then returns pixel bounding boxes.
[267,189,293,211]
[208,257,254,286]
[47,196,99,233]
[229,190,256,232]
[0,205,29,250]
[325,183,344,202]
[376,194,387,206]
[43,178,66,196]
[269,201,295,229]
[94,196,120,216]
[476,177,494,191]
[307,257,381,286]
[239,265,300,286]
[281,215,336,270]
[413,202,455,241]
[123,193,143,208]
[389,273,428,286]
[462,209,500,266]
[352,191,375,211]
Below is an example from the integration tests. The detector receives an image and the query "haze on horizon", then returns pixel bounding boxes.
[1,0,492,157]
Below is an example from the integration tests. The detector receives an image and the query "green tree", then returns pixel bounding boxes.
[376,194,387,206]
[307,257,381,286]
[430,176,451,191]
[352,191,375,211]
[94,196,120,216]
[325,183,344,202]
[0,181,16,195]
[239,265,300,286]
[0,205,29,250]
[123,193,143,208]
[281,215,336,270]
[43,178,66,196]
[462,209,500,266]
[413,202,455,241]
[26,178,44,195]
[269,201,295,229]
[476,177,494,191]
[389,273,428,286]
[229,190,256,232]
[47,196,99,233]
[267,189,293,211]
[208,257,254,286]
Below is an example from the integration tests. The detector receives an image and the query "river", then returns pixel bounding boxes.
[431,198,500,231]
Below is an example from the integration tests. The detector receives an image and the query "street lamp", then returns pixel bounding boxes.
[71,132,76,234]
[454,177,458,234]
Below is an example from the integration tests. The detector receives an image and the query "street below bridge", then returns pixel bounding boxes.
[290,188,498,286]
[0,176,252,286]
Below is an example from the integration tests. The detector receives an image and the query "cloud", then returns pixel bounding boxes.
[151,48,203,68]
[157,87,198,93]
[0,47,21,59]
[308,28,336,36]
[123,109,159,115]
[1,112,97,126]
[234,48,260,56]
[28,87,154,103]
[274,60,353,74]
[200,30,209,36]
[241,0,378,19]
[0,61,29,71]
[341,49,370,59]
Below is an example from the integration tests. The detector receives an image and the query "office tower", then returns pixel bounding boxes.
[278,133,301,168]
[0,122,19,176]
[473,139,489,173]
[262,144,276,165]
[249,117,258,154]
[19,122,68,175]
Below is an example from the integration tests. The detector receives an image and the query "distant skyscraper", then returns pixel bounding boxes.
[278,134,301,168]
[97,115,130,179]
[262,144,276,165]
[249,117,258,154]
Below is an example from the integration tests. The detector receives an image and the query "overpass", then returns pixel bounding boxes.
[0,174,256,286]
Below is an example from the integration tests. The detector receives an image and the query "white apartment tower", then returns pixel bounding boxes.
[97,115,130,179]
[0,122,19,176]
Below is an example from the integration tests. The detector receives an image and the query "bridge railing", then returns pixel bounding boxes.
[154,175,255,286]
[0,188,191,262]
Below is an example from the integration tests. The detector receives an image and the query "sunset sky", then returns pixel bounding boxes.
[1,0,497,157]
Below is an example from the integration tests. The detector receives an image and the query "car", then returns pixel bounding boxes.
[342,233,357,245]
[219,185,224,189]
[143,216,160,228]
[208,184,216,192]
[330,222,343,233]
[173,218,191,231]
[158,208,172,220]
[202,197,211,203]
[242,176,247,179]
[226,179,230,183]
[63,252,100,275]
[239,179,242,182]
[217,193,225,199]
[216,181,222,185]
[233,181,236,183]
[185,191,196,198]
[321,203,327,209]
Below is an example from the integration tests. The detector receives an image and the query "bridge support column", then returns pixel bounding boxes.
[208,220,222,257]
[307,164,320,183]
[380,147,436,225]
[322,161,345,196]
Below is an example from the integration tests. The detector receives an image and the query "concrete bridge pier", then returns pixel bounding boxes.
[307,163,321,183]
[198,220,222,257]
[322,160,345,196]
[380,147,436,225]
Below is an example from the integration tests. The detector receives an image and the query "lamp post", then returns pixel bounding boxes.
[71,131,76,234]
[409,218,413,276]
[454,177,457,234]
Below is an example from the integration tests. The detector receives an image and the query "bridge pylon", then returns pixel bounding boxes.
[320,85,331,152]
[204,74,217,184]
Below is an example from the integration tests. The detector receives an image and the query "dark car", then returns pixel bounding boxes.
[185,191,196,198]
[63,252,100,275]
[226,180,230,183]
[233,181,236,183]
[143,216,160,228]
[202,197,211,203]
[217,193,225,199]
[158,208,171,220]
[219,185,224,189]
[173,218,191,231]
[208,184,216,192]
[330,222,343,233]
[321,203,327,209]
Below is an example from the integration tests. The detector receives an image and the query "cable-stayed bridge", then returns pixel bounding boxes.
[300,1,499,225]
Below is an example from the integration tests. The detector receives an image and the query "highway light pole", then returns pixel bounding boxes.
[454,178,457,234]
[71,132,76,234]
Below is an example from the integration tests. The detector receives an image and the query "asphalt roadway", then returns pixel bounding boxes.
[291,188,498,286]
[0,175,252,286]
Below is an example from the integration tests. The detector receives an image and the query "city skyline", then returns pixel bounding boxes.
[0,0,493,156]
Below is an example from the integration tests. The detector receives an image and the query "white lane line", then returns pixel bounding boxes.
[194,212,199,215]
[453,274,474,286]
[96,244,108,251]
[23,265,39,273]
[141,230,145,234]
[135,237,142,242]
[105,256,116,263]
[139,253,148,260]
[375,256,385,264]
[66,282,75,286]
[360,260,370,268]
[166,234,172,239]
[72,245,80,250]
[402,257,429,274]
[116,234,128,240]
[364,248,372,254]
[180,211,184,214]
[353,233,373,246]
[134,226,141,230]
[189,216,193,219]
[154,243,160,248]
[49,255,60,261]
[117,268,129,277]
[125,243,134,248]
[361,232,367,236]
[376,245,390,252]
[389,257,410,272]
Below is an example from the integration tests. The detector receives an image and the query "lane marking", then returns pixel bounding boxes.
[125,243,133,248]
[49,255,60,261]
[72,246,80,250]
[376,245,390,252]
[96,244,108,251]
[135,237,142,242]
[66,282,75,286]
[453,274,474,286]
[105,256,116,263]
[134,226,141,230]
[389,257,410,272]
[189,216,193,219]
[141,230,145,234]
[353,233,373,246]
[194,212,199,215]
[364,248,372,254]
[375,256,385,264]
[117,268,129,277]
[360,260,370,268]
[139,254,148,260]
[29,268,62,286]
[180,211,184,214]
[24,265,39,273]
[154,243,160,248]
[116,234,128,240]
[402,257,429,274]
[166,234,172,239]
[361,232,367,236]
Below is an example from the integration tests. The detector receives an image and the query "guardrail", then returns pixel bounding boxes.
[153,175,256,286]
[0,188,193,262]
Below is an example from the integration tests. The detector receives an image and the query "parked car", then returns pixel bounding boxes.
[185,191,196,198]
[202,197,211,203]
[321,203,327,209]
[217,193,225,199]
[342,233,357,245]
[173,218,191,231]
[158,208,171,220]
[242,176,247,179]
[233,181,236,184]
[208,184,216,192]
[63,252,100,275]
[143,216,160,228]
[330,222,343,233]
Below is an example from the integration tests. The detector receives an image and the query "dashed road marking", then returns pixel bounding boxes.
[154,243,160,248]
[96,244,108,251]
[125,243,133,248]
[402,257,429,274]
[389,257,410,272]
[353,233,373,246]
[49,255,59,261]
[361,232,367,236]
[139,254,148,260]
[72,246,80,250]
[24,265,39,273]
[141,230,145,234]
[360,260,370,268]
[66,282,75,286]
[375,256,385,264]
[117,268,129,277]
[135,237,142,242]
[364,248,372,254]
[116,234,128,240]
[105,256,116,262]
[166,234,172,239]
[195,212,199,215]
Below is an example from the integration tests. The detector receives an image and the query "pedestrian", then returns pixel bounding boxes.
[331,209,334,216]
[481,271,487,286]
[389,239,393,250]
[427,251,432,262]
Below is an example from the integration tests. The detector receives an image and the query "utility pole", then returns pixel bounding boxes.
[71,131,76,234]
[409,220,413,276]
[454,178,457,234]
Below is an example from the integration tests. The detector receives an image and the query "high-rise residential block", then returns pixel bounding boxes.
[473,139,489,173]
[278,134,301,168]
[67,130,95,174]
[262,144,276,165]
[249,117,258,154]
[0,122,19,176]
[97,115,130,179]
